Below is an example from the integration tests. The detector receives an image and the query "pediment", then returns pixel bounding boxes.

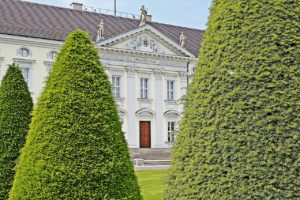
[97,25,195,58]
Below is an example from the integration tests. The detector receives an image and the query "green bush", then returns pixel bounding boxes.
[166,0,300,199]
[9,30,141,199]
[0,64,33,200]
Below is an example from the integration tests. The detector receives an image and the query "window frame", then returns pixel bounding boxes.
[17,47,31,57]
[48,51,58,60]
[167,121,176,143]
[167,80,175,100]
[112,75,121,98]
[140,78,148,99]
[13,60,34,92]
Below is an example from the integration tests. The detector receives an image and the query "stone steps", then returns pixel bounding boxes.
[130,148,171,166]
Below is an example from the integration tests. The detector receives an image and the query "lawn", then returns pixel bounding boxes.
[135,170,167,200]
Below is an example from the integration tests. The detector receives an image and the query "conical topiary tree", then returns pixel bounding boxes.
[166,0,299,199]
[0,64,33,200]
[9,30,141,199]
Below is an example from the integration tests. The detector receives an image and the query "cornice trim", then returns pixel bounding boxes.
[13,58,36,64]
[99,46,197,61]
[0,34,63,48]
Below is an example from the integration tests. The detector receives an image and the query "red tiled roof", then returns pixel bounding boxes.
[0,0,204,56]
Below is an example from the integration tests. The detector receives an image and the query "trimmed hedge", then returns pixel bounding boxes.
[9,30,141,199]
[0,64,33,200]
[166,0,300,199]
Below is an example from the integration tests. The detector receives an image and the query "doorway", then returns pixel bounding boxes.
[139,121,151,148]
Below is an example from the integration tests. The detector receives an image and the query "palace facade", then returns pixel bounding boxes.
[0,0,204,148]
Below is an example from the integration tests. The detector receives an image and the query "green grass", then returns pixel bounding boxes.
[136,170,167,200]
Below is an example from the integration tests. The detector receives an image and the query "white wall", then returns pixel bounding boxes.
[0,34,197,148]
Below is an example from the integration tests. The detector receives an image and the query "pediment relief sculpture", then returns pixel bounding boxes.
[125,36,165,54]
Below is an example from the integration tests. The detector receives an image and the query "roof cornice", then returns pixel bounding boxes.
[0,34,63,48]
[98,46,198,61]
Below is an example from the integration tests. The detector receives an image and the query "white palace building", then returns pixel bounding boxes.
[0,0,204,149]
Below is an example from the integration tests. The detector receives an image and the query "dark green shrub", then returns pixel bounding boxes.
[9,30,141,199]
[0,64,33,200]
[166,0,299,199]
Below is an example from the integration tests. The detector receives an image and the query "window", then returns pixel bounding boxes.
[15,62,32,90]
[167,80,174,100]
[140,78,148,99]
[168,122,176,143]
[48,51,58,60]
[17,48,30,57]
[21,68,30,84]
[112,76,121,98]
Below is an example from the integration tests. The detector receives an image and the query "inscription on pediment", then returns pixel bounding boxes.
[124,35,166,54]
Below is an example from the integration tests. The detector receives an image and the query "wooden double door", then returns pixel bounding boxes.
[139,121,151,148]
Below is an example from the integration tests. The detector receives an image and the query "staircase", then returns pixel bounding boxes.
[130,148,171,166]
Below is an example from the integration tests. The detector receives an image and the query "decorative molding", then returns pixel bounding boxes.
[164,100,178,106]
[110,67,125,75]
[132,57,160,65]
[0,34,63,48]
[179,71,187,79]
[13,58,36,65]
[118,108,127,117]
[137,98,153,105]
[43,61,53,66]
[138,69,152,77]
[116,97,125,103]
[164,110,180,119]
[99,47,196,64]
[153,69,164,79]
[136,108,155,118]
[126,66,139,77]
[103,64,110,70]
[125,35,165,54]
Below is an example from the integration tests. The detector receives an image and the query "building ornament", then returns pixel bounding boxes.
[96,19,105,42]
[125,36,165,54]
[136,108,155,118]
[153,69,164,79]
[118,108,127,119]
[179,71,188,79]
[179,32,187,48]
[133,57,159,65]
[139,5,147,26]
[138,98,153,105]
[13,58,36,65]
[126,66,139,77]
[164,110,180,119]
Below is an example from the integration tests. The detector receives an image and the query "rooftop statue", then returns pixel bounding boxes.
[179,32,187,48]
[96,19,105,42]
[139,5,147,26]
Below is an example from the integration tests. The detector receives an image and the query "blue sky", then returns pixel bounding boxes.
[25,0,212,29]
